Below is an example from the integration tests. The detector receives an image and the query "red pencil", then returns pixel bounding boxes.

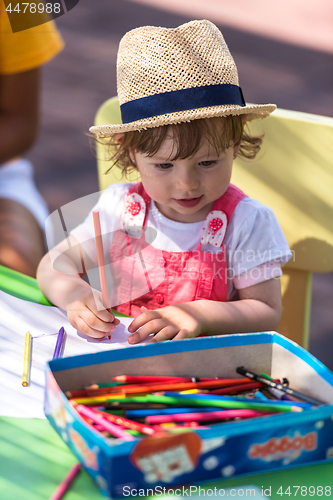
[66,378,244,399]
[66,377,256,399]
[48,463,81,500]
[209,379,280,395]
[66,387,126,399]
[66,378,209,399]
[120,378,254,395]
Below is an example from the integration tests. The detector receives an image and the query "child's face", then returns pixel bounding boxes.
[131,133,238,223]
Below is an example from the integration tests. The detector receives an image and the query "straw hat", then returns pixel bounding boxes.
[90,20,276,137]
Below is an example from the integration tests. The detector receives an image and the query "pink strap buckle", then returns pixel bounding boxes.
[209,218,223,232]
[128,201,141,216]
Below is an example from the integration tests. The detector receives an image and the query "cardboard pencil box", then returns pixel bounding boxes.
[45,333,333,498]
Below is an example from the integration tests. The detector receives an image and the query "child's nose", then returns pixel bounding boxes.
[175,170,199,191]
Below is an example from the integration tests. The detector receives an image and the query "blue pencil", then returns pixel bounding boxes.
[126,407,219,418]
[52,327,66,360]
[255,391,269,400]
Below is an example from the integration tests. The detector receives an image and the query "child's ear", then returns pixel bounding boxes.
[114,133,124,144]
[233,143,241,158]
[241,115,248,125]
[129,150,136,165]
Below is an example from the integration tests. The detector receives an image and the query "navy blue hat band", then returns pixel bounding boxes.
[120,84,246,124]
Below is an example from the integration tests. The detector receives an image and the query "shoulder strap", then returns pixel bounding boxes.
[211,183,247,225]
[128,182,151,207]
[124,181,150,229]
[200,184,247,249]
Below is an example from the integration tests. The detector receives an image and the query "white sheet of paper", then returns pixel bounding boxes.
[0,290,146,419]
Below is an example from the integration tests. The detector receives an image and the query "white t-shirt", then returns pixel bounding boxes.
[71,183,292,301]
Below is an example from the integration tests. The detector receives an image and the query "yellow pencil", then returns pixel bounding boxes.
[22,331,32,387]
[180,389,209,394]
[71,394,126,406]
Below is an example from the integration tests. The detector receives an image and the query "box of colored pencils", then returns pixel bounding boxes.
[45,333,333,498]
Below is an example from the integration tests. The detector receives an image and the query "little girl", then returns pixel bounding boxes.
[37,20,291,343]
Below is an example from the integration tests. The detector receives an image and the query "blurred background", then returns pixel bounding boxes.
[26,0,333,367]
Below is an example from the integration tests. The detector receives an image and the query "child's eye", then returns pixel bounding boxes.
[156,163,173,170]
[199,160,216,167]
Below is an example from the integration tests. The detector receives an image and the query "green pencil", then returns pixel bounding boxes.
[105,395,302,413]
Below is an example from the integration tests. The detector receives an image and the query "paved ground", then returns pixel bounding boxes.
[25,0,333,368]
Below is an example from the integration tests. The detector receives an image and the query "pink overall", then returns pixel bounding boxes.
[109,182,246,317]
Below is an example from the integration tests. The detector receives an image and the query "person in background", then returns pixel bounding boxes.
[0,3,64,277]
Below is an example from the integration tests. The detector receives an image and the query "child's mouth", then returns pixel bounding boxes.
[174,196,203,208]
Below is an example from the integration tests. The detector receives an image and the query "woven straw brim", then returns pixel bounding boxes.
[90,102,276,137]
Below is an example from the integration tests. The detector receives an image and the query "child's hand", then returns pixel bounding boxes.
[127,303,206,344]
[66,285,120,339]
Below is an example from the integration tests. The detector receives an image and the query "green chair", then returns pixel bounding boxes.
[93,98,333,348]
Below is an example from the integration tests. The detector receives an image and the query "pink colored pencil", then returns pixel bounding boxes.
[91,407,158,436]
[146,409,271,424]
[92,210,111,312]
[113,375,217,384]
[76,404,135,441]
[48,463,81,500]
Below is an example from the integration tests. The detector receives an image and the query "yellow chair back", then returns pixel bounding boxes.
[232,109,333,347]
[95,96,140,189]
[94,97,333,348]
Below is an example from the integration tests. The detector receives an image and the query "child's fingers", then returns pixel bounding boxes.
[172,329,193,340]
[128,317,168,344]
[146,325,179,343]
[86,295,119,325]
[130,317,167,337]
[89,307,113,323]
[68,306,116,339]
[86,310,116,332]
[78,313,116,338]
[128,310,160,333]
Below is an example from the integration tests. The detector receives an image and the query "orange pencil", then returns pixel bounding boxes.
[93,210,111,312]
[93,209,114,339]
